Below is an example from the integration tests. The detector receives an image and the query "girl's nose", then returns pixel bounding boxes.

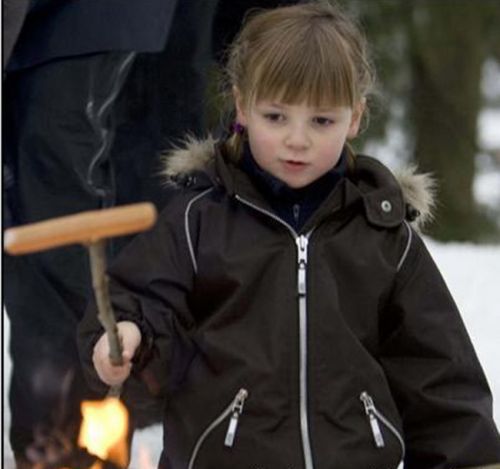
[284,124,311,150]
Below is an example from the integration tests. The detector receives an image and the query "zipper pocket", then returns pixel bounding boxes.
[187,388,248,469]
[360,391,405,467]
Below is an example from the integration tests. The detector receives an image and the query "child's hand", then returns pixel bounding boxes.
[92,321,142,386]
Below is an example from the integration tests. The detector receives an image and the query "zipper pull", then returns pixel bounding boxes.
[298,262,306,295]
[296,236,308,296]
[360,392,385,448]
[224,389,248,447]
[296,235,308,263]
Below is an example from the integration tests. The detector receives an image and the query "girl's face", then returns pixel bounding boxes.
[235,91,364,188]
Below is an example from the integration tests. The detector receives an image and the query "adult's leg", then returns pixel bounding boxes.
[3,51,135,466]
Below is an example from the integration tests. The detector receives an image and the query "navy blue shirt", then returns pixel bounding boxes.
[240,143,347,231]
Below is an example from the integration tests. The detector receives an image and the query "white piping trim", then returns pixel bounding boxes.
[397,221,413,272]
[184,188,214,273]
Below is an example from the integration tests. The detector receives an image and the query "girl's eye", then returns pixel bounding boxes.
[264,113,285,123]
[313,116,334,126]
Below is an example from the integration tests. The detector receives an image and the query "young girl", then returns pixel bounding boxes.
[78,3,500,468]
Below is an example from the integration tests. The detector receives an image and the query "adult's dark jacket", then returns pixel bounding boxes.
[6,0,177,71]
[78,138,500,469]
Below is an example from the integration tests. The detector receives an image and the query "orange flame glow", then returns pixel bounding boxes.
[78,397,129,469]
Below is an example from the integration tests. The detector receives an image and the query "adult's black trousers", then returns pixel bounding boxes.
[3,51,135,459]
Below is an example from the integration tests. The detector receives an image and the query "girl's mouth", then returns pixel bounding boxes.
[282,160,308,171]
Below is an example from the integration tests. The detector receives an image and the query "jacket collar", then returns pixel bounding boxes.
[161,137,435,231]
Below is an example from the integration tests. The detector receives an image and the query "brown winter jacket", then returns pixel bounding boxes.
[78,138,500,469]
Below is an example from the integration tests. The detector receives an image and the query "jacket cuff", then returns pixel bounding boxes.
[130,319,155,372]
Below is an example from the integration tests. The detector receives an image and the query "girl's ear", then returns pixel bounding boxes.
[347,98,366,139]
[233,86,248,126]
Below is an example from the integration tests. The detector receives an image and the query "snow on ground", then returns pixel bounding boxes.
[424,239,500,427]
[3,240,500,468]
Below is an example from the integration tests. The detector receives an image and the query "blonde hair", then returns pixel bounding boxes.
[222,1,375,157]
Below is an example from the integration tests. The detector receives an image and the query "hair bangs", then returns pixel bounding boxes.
[249,22,357,109]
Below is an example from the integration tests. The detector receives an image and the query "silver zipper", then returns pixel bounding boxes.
[296,234,314,469]
[360,392,385,447]
[235,195,316,469]
[297,235,308,295]
[187,388,248,469]
[360,391,406,466]
[224,389,248,447]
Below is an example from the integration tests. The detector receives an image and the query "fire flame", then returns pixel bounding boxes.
[78,397,129,469]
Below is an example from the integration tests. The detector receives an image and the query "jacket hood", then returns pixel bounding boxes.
[161,137,436,230]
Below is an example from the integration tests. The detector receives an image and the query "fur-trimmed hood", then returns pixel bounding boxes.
[161,136,436,230]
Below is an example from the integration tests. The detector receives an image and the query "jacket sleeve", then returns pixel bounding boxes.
[77,198,196,399]
[379,228,500,469]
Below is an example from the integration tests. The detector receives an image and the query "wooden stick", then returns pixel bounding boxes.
[88,240,123,366]
[88,241,124,398]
